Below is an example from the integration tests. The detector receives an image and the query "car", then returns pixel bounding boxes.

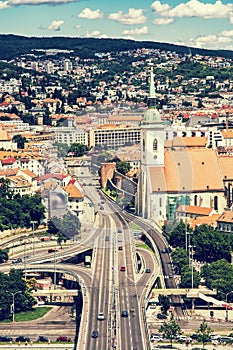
[190,333,199,341]
[151,335,163,342]
[100,206,104,210]
[157,313,167,320]
[105,236,110,241]
[219,336,233,344]
[145,268,151,273]
[118,238,123,242]
[16,336,30,342]
[161,248,167,253]
[117,229,122,233]
[92,330,98,338]
[177,335,189,342]
[38,335,49,342]
[12,258,23,264]
[118,246,123,251]
[120,266,126,271]
[56,336,71,342]
[0,336,13,342]
[121,311,128,317]
[97,312,105,320]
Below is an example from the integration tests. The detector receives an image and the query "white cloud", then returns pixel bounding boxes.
[74,24,81,30]
[78,7,103,20]
[122,26,148,36]
[0,1,9,9]
[85,30,101,37]
[9,0,77,4]
[153,18,174,25]
[48,20,64,31]
[221,30,233,37]
[176,29,233,50]
[151,0,233,21]
[109,8,147,25]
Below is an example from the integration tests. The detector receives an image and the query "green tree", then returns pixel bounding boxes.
[53,142,69,158]
[0,249,8,263]
[47,219,59,235]
[171,247,189,273]
[196,320,212,349]
[116,161,131,176]
[201,259,233,300]
[158,295,171,315]
[51,211,81,239]
[192,225,231,262]
[164,221,191,249]
[68,143,88,157]
[179,265,201,288]
[159,318,182,346]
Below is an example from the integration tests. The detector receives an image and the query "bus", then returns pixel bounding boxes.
[84,255,91,267]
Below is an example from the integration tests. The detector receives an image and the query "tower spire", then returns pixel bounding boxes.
[142,64,161,124]
[149,64,156,98]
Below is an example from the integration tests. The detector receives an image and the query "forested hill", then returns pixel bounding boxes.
[0,34,232,60]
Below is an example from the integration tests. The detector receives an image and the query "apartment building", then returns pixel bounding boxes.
[53,127,89,147]
[89,124,141,149]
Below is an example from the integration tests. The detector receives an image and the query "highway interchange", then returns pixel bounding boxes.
[0,165,184,349]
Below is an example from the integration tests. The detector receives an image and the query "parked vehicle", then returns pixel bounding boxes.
[16,336,30,342]
[38,335,49,342]
[56,336,71,342]
[0,336,12,342]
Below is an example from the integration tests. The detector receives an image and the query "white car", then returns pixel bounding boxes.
[97,312,105,320]
[150,335,163,342]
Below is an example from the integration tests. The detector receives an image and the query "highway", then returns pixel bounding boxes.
[0,165,181,350]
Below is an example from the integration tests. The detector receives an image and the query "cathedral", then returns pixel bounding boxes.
[137,66,232,226]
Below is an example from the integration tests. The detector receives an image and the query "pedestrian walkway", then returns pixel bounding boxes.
[151,344,233,350]
[0,345,73,350]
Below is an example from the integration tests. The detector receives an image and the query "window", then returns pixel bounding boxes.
[153,139,158,151]
[143,139,145,152]
[159,198,162,207]
[214,196,218,211]
[194,195,197,206]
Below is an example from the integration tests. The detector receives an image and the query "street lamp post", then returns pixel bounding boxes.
[188,245,195,289]
[225,291,233,322]
[30,220,37,256]
[6,291,22,322]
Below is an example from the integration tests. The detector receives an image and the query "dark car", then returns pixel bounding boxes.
[121,311,128,317]
[118,246,123,251]
[16,336,30,342]
[12,258,23,264]
[92,330,98,338]
[105,236,110,241]
[0,336,13,342]
[157,313,167,320]
[145,268,151,273]
[38,335,49,342]
[56,336,71,342]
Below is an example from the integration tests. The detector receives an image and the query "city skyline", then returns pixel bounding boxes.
[0,0,232,51]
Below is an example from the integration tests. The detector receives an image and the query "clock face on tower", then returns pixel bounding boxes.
[154,155,157,159]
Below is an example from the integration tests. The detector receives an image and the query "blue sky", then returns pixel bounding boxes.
[0,0,232,50]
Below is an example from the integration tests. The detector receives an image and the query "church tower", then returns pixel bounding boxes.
[138,64,166,218]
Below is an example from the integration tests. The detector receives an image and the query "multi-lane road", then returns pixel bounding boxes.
[0,165,180,349]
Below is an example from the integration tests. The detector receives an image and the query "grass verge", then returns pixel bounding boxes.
[1,306,52,323]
